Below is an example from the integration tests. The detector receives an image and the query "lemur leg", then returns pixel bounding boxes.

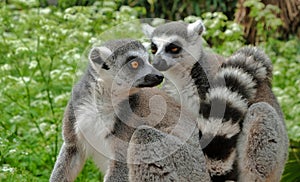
[50,143,86,182]
[104,160,128,182]
[127,125,211,182]
[50,103,86,182]
[237,102,288,182]
[104,142,129,182]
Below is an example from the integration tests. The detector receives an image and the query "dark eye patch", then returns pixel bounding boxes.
[101,62,110,70]
[166,43,182,54]
[125,56,138,64]
[151,42,158,54]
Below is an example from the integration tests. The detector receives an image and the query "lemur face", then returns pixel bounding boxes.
[143,20,205,72]
[150,35,191,71]
[89,39,164,89]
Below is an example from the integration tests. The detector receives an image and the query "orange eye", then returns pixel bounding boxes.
[171,47,178,52]
[166,43,181,54]
[131,61,139,69]
[151,48,157,54]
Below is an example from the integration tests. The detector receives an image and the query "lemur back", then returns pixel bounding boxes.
[143,20,288,181]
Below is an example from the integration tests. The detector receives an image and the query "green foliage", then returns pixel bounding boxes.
[0,0,144,181]
[282,140,300,182]
[202,12,244,56]
[1,0,299,181]
[244,0,282,42]
[184,13,244,56]
[57,0,97,9]
[260,38,300,141]
[121,0,238,20]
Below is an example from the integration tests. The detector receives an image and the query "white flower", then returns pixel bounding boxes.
[231,23,242,32]
[54,93,69,103]
[29,128,39,134]
[1,164,15,173]
[16,47,29,54]
[40,8,51,15]
[21,151,29,155]
[9,149,16,154]
[224,29,233,36]
[89,37,98,44]
[81,32,90,37]
[10,115,23,124]
[22,77,31,83]
[0,64,12,71]
[39,122,48,132]
[60,29,68,35]
[73,53,81,60]
[29,61,38,69]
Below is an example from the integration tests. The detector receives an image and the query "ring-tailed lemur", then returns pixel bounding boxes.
[143,20,288,181]
[50,38,211,182]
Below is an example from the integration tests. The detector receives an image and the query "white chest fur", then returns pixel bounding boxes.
[163,64,201,118]
[74,93,115,172]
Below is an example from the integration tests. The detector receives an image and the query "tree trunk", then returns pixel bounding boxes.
[235,0,300,44]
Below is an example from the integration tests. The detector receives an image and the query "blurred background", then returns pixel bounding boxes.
[0,0,299,181]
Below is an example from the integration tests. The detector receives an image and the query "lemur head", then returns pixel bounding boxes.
[88,39,164,89]
[142,20,205,72]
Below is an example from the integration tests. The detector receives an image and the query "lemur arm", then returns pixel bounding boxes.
[50,143,86,182]
[127,125,211,182]
[50,103,86,182]
[237,102,288,182]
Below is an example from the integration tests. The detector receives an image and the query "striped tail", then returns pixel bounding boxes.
[198,46,271,179]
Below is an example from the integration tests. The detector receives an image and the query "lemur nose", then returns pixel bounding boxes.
[152,58,169,71]
[154,74,164,82]
[144,74,164,83]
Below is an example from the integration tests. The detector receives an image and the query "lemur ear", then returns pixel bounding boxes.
[89,46,112,71]
[142,23,155,38]
[187,20,205,37]
[89,47,112,63]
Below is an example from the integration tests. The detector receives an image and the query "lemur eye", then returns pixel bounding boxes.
[130,60,139,69]
[151,43,157,54]
[171,47,178,52]
[166,43,181,54]
[101,62,110,70]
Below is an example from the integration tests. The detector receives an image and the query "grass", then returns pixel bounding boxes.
[0,1,299,181]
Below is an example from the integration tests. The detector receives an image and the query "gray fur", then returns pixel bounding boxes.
[237,102,288,182]
[50,38,209,181]
[147,21,188,39]
[143,20,223,114]
[122,88,211,182]
[50,39,162,181]
[143,21,288,181]
[128,125,210,182]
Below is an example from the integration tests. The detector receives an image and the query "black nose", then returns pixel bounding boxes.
[135,74,164,88]
[144,74,164,83]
